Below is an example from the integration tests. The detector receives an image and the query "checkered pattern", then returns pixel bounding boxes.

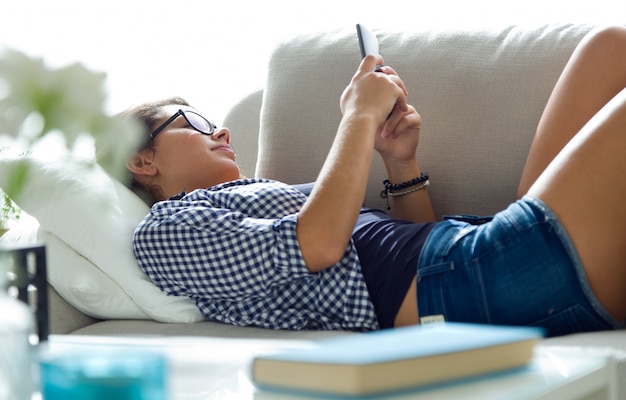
[133,179,378,331]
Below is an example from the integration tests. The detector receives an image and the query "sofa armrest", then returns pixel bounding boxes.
[48,284,100,334]
[223,89,263,178]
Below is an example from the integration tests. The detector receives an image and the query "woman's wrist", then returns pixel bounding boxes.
[382,157,421,183]
[342,109,383,133]
[380,172,430,210]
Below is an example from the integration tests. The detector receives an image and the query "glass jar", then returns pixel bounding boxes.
[0,253,35,400]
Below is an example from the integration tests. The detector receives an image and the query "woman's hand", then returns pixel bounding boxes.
[341,59,421,163]
[372,66,422,163]
[340,55,409,125]
[374,103,422,163]
[367,66,434,224]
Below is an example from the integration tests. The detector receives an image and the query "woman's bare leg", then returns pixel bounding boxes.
[521,27,626,322]
[518,27,626,195]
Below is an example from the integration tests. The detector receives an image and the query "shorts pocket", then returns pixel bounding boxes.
[527,304,612,337]
[416,261,455,282]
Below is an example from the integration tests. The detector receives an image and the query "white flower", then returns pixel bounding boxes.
[0,47,141,193]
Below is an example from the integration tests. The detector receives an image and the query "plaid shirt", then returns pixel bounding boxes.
[133,179,379,331]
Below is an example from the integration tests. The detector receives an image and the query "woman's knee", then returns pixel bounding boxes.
[583,26,626,65]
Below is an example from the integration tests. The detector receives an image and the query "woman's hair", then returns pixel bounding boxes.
[121,96,191,205]
[121,96,191,145]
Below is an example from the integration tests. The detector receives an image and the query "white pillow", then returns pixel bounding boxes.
[42,230,150,319]
[0,156,204,323]
[0,215,147,319]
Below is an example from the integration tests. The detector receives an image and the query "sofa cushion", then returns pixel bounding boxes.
[70,319,352,340]
[0,156,204,322]
[256,24,594,218]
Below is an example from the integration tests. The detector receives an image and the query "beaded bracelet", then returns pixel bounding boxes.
[385,180,430,197]
[380,173,430,210]
[382,172,429,192]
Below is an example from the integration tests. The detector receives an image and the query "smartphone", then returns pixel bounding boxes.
[443,214,494,225]
[356,24,382,71]
[357,23,389,118]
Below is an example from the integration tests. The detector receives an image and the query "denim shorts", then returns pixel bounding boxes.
[416,195,623,337]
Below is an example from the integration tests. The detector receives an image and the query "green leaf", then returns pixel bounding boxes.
[3,159,29,200]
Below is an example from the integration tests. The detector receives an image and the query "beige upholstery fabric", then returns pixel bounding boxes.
[48,285,99,334]
[224,89,264,179]
[256,24,594,218]
[71,319,350,340]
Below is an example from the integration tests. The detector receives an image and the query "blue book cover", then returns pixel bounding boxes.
[252,323,544,396]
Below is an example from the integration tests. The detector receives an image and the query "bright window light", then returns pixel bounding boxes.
[2,0,625,125]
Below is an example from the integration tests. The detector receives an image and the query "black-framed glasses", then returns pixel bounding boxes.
[148,109,217,141]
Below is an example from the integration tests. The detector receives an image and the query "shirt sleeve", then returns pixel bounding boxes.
[132,192,313,302]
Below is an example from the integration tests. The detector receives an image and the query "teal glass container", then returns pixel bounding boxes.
[39,347,166,400]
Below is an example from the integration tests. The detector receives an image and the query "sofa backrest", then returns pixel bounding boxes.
[230,24,595,218]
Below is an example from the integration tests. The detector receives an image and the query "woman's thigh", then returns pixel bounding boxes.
[528,86,626,322]
[416,196,622,337]
[519,27,626,321]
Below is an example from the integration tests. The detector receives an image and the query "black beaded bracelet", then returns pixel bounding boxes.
[382,172,429,192]
[380,173,430,210]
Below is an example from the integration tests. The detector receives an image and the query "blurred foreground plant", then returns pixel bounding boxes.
[0,48,141,201]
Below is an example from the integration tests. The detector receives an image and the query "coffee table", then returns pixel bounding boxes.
[40,335,615,399]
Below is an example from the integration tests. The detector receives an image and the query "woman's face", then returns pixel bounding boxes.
[147,104,240,197]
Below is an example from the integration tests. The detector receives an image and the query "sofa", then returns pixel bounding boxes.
[1,22,625,395]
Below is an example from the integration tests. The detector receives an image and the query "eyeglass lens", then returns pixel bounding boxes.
[184,111,214,134]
